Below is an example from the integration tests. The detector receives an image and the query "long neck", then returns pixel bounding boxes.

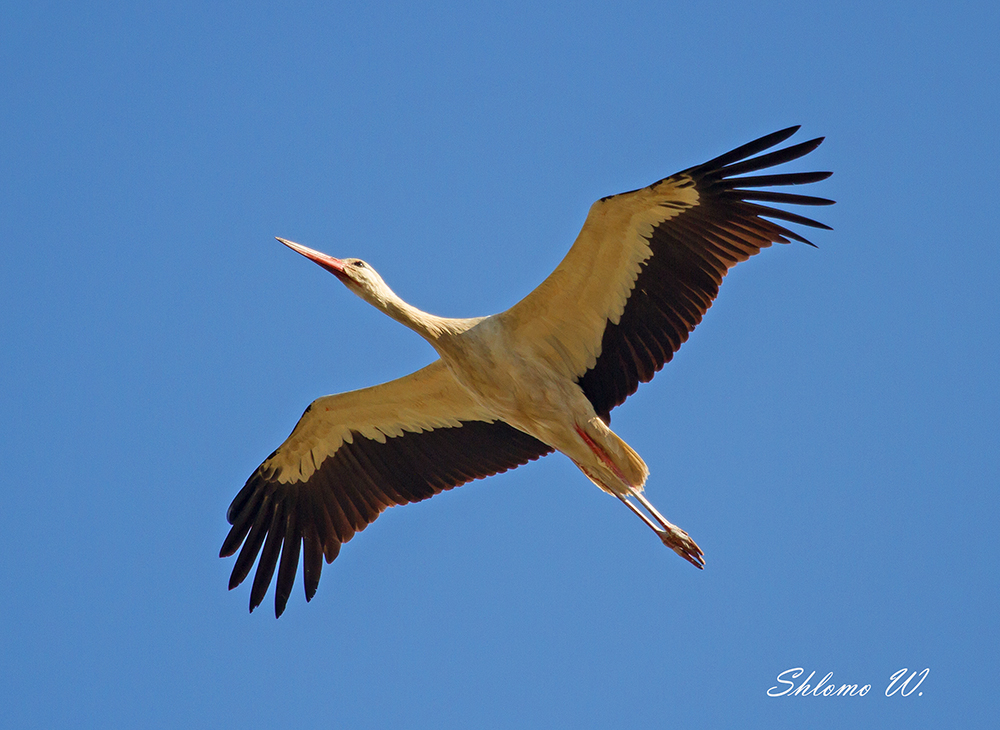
[365,284,479,345]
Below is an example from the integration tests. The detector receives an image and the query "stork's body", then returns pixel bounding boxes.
[221,127,834,616]
[443,315,652,495]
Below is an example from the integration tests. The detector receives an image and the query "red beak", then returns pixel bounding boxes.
[276,238,349,282]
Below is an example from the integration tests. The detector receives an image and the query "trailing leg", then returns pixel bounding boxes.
[570,421,704,569]
[616,493,705,569]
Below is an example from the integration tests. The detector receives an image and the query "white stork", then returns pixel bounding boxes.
[221,126,833,616]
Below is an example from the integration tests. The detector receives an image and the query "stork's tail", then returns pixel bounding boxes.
[609,429,649,491]
[574,418,649,495]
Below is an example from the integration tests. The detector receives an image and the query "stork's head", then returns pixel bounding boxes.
[276,237,393,309]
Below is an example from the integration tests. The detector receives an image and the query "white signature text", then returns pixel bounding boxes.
[767,667,929,698]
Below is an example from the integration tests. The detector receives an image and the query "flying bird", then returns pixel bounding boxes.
[221,126,833,616]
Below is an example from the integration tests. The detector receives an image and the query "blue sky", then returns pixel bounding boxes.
[2,1,997,727]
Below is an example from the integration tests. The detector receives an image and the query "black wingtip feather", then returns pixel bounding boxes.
[733,190,836,207]
[715,137,826,179]
[302,526,324,602]
[741,202,833,230]
[219,520,252,559]
[721,171,833,189]
[228,500,273,589]
[226,477,259,524]
[249,503,286,613]
[273,509,301,618]
[698,126,802,171]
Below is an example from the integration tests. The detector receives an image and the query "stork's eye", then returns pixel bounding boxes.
[352,260,365,268]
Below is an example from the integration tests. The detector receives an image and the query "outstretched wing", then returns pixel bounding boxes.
[220,360,552,617]
[501,126,833,420]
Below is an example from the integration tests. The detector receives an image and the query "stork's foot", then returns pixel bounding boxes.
[615,492,706,569]
[658,524,705,570]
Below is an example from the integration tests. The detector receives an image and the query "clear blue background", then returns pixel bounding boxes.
[2,1,996,727]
